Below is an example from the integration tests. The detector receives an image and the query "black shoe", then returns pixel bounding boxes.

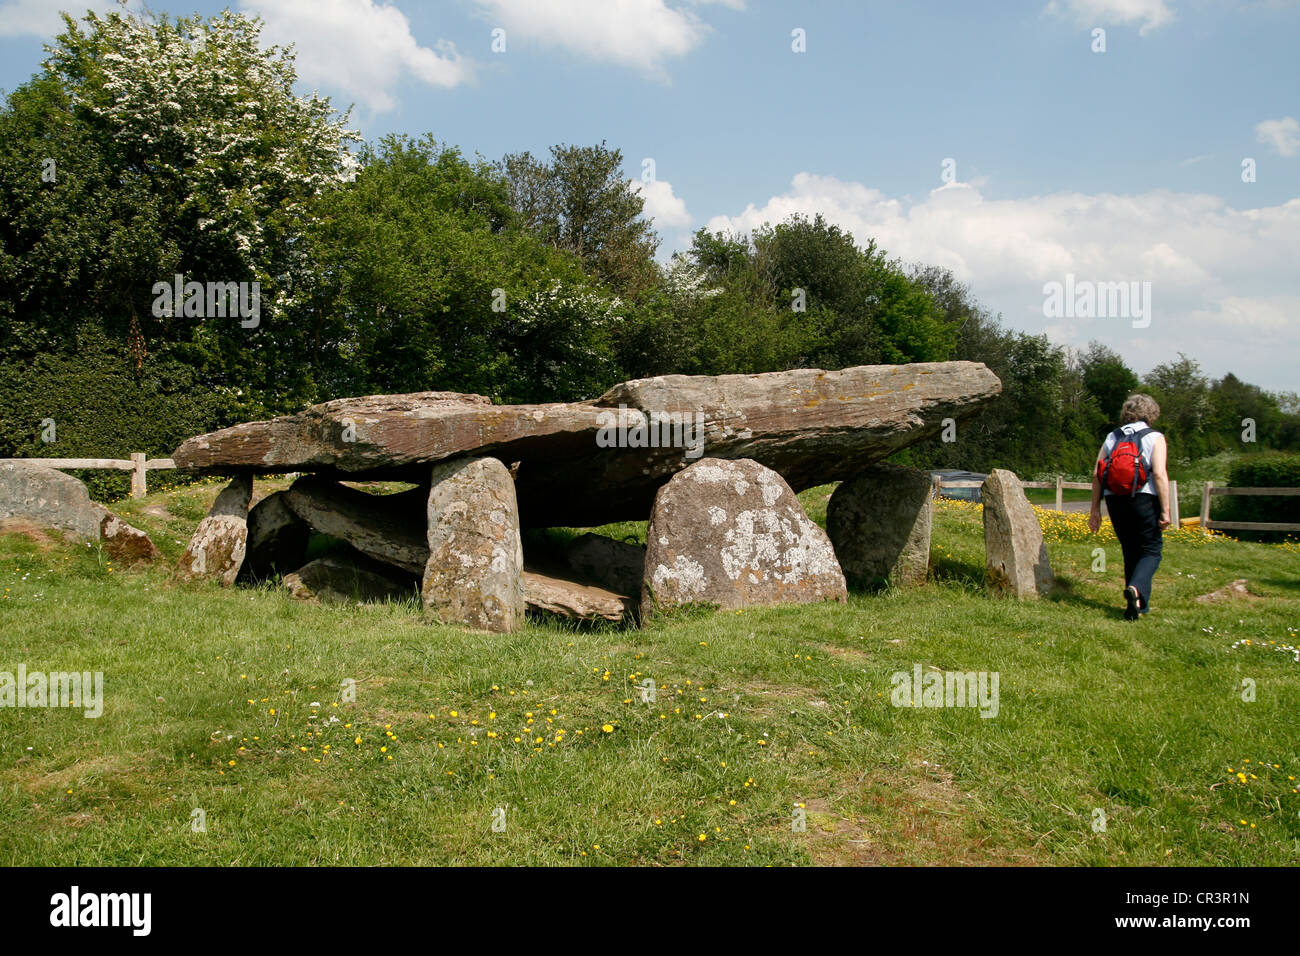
[1124,586,1140,621]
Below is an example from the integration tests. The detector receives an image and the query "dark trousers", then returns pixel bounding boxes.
[1105,492,1163,610]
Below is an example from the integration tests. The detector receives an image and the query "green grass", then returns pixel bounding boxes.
[1,481,1298,866]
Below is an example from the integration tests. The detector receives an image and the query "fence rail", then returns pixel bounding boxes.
[1200,481,1300,534]
[1,454,176,498]
[933,475,1181,523]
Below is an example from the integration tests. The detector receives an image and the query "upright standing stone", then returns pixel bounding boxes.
[642,458,846,618]
[421,457,524,632]
[982,469,1053,598]
[179,475,252,586]
[827,463,932,588]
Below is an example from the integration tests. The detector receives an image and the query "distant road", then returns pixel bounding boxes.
[1060,499,1105,515]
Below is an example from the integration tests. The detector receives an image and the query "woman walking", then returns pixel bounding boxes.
[1088,394,1172,620]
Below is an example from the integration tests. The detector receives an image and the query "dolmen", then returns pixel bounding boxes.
[170,361,1002,630]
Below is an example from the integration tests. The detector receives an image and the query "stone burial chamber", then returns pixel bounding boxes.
[170,361,1002,630]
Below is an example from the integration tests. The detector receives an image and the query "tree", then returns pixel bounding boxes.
[1080,341,1140,428]
[1143,353,1212,459]
[302,135,619,403]
[1209,372,1283,450]
[499,141,659,298]
[0,6,360,414]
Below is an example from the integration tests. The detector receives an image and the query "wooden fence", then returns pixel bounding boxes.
[1198,481,1300,535]
[2,455,176,498]
[933,475,1181,524]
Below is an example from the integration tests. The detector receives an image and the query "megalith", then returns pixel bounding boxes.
[982,469,1053,598]
[421,457,525,632]
[179,474,252,586]
[827,462,932,588]
[642,458,846,617]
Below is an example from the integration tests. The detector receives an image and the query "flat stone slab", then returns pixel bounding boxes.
[172,362,1001,527]
[284,478,428,574]
[642,458,847,617]
[1195,579,1262,604]
[284,552,419,605]
[523,569,633,623]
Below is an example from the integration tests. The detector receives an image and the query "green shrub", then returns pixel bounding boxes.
[1215,454,1300,542]
[0,327,240,501]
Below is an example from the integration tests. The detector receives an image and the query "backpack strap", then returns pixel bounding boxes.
[1125,427,1156,493]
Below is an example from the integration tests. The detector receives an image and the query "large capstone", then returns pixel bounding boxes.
[982,469,1053,599]
[421,457,525,633]
[179,475,252,586]
[171,362,1002,527]
[642,458,846,617]
[827,463,932,588]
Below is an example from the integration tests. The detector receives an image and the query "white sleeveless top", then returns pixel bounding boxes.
[1100,421,1160,496]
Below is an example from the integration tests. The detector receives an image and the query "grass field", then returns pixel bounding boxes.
[2,478,1298,866]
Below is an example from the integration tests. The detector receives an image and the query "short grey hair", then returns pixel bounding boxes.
[1119,394,1160,425]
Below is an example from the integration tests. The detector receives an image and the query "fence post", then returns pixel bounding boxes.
[1054,475,1063,512]
[130,453,147,498]
[1200,480,1213,535]
[1169,480,1179,526]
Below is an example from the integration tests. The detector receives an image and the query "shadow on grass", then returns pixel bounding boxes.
[1254,576,1300,597]
[1045,575,1129,621]
[928,556,984,590]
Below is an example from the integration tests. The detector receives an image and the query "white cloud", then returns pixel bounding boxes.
[472,0,728,76]
[1256,116,1300,158]
[634,178,693,229]
[0,0,133,39]
[703,173,1300,388]
[241,0,471,112]
[1045,0,1177,34]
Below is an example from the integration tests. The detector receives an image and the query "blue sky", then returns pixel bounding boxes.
[2,0,1298,391]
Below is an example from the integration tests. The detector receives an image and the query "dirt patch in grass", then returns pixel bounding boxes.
[8,753,143,795]
[800,756,1046,866]
[138,502,176,522]
[0,519,62,551]
[816,642,873,662]
[736,679,828,718]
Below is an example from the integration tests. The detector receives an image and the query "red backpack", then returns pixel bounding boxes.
[1097,426,1156,496]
